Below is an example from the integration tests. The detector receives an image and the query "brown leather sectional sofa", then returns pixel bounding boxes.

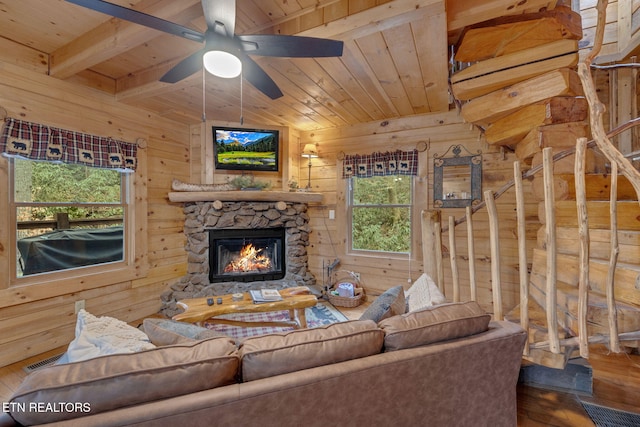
[1,302,526,427]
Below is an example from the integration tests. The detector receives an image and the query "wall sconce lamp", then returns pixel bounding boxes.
[301,144,319,189]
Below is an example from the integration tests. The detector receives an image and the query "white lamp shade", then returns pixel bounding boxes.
[203,50,242,78]
[301,144,318,158]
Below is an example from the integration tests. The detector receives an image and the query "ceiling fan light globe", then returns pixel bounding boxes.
[203,50,242,78]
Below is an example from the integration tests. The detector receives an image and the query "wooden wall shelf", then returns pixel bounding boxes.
[168,190,323,204]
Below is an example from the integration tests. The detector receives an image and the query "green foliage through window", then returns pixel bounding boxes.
[13,158,125,276]
[350,175,412,254]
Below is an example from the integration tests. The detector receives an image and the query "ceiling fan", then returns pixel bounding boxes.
[66,0,344,99]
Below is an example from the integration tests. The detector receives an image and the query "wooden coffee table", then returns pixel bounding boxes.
[172,286,318,329]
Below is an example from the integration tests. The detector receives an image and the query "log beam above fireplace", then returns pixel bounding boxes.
[168,190,323,204]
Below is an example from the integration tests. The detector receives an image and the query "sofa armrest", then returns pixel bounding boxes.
[0,413,19,427]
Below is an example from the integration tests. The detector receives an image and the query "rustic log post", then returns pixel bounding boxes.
[465,206,477,301]
[607,161,621,352]
[55,212,70,230]
[448,216,460,302]
[421,210,440,287]
[578,0,628,353]
[577,0,640,203]
[633,56,639,152]
[514,161,529,356]
[542,147,560,353]
[434,216,444,295]
[484,190,502,320]
[575,137,590,358]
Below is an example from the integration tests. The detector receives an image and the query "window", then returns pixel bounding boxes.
[348,175,412,254]
[12,158,127,276]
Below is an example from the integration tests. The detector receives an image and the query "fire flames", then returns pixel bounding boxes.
[223,244,272,273]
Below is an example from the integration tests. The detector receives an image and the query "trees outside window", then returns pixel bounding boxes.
[13,158,126,276]
[348,175,412,254]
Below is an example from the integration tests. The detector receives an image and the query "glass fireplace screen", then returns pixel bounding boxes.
[208,228,286,283]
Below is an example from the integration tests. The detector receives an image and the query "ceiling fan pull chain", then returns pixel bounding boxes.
[202,70,207,122]
[239,73,243,125]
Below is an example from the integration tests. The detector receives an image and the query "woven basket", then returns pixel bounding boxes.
[328,287,365,308]
[328,271,365,308]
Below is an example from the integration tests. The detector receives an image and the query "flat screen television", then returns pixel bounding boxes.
[213,126,279,172]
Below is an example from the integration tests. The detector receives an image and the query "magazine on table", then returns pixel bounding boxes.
[250,289,283,303]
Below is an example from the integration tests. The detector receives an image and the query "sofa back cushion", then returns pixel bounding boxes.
[379,301,491,351]
[9,336,238,425]
[240,320,384,382]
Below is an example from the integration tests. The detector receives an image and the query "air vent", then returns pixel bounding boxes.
[23,353,64,373]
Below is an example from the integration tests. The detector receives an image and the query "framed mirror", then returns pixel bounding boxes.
[433,145,482,208]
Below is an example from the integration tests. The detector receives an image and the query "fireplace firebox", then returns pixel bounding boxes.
[208,228,286,283]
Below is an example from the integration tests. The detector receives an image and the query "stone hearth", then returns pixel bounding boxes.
[160,199,317,318]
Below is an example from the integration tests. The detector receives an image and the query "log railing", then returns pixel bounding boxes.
[423,114,640,358]
[422,0,640,361]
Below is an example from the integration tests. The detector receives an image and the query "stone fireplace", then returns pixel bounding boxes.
[160,192,319,318]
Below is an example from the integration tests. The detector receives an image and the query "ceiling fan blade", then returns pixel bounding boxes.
[160,49,206,83]
[66,0,205,42]
[201,0,235,36]
[238,34,344,58]
[238,53,283,100]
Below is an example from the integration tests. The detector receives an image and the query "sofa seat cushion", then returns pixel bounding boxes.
[359,285,406,322]
[379,301,491,351]
[9,337,239,425]
[239,320,384,382]
[143,317,227,346]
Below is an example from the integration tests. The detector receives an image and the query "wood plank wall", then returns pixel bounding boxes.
[579,0,640,61]
[298,111,540,314]
[579,1,640,154]
[0,62,190,368]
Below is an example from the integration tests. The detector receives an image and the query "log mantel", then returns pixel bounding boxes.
[168,190,323,204]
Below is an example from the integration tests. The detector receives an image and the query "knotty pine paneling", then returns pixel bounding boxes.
[300,110,539,315]
[0,62,190,368]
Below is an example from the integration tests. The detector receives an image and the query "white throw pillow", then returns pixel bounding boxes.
[57,309,155,364]
[405,273,446,312]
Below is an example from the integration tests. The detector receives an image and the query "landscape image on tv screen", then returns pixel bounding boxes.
[213,126,279,172]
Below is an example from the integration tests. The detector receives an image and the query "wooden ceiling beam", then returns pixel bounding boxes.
[299,0,445,41]
[242,0,344,34]
[50,0,201,79]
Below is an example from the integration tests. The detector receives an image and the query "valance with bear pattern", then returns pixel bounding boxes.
[342,149,418,179]
[1,117,137,171]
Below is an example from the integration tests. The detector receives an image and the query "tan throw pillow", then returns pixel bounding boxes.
[379,301,491,351]
[9,337,239,425]
[143,318,228,346]
[240,320,384,382]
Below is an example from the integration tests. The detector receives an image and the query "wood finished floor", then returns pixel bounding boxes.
[1,300,639,426]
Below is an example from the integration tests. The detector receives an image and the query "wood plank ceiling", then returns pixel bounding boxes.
[0,0,561,131]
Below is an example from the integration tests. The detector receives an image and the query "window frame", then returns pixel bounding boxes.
[346,175,414,258]
[1,152,148,294]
